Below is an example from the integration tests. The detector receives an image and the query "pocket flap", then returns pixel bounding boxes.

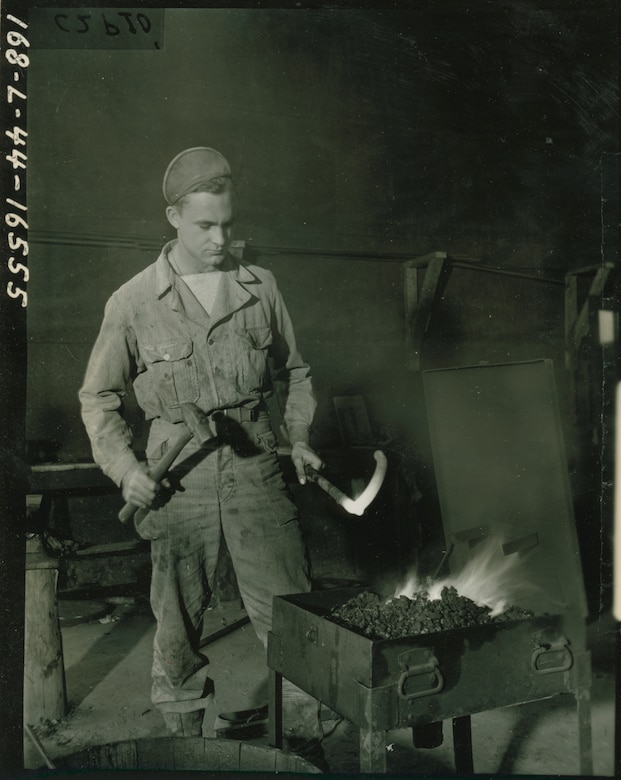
[244,326,273,349]
[143,340,193,363]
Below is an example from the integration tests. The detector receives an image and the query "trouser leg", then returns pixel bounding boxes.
[220,425,321,742]
[142,432,222,730]
[150,533,219,720]
[140,416,321,744]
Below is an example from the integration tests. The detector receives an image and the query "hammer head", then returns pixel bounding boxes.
[179,402,214,445]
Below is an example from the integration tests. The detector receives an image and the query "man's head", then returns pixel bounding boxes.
[163,147,235,273]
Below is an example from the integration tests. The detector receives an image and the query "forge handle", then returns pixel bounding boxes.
[531,636,573,675]
[397,655,444,700]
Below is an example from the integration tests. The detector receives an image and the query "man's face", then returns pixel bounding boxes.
[167,189,234,273]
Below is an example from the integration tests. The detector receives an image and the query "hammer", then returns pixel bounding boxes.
[304,450,388,516]
[118,402,214,524]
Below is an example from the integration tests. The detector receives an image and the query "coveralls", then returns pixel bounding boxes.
[79,242,319,736]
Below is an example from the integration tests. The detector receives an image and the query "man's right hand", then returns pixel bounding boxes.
[121,464,158,509]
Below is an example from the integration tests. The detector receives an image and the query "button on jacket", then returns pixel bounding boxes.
[79,242,316,486]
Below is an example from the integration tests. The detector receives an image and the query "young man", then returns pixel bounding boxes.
[79,147,325,762]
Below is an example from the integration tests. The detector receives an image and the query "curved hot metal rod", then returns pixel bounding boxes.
[305,450,388,516]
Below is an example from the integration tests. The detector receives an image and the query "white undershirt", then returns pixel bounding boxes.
[181,272,222,315]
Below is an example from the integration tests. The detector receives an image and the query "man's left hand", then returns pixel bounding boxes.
[291,442,324,485]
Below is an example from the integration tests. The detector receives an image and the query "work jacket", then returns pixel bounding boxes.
[79,242,316,486]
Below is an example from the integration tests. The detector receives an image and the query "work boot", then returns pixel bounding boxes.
[284,736,329,773]
[162,709,204,736]
[214,704,268,740]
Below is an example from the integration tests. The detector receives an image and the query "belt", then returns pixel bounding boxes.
[211,405,264,423]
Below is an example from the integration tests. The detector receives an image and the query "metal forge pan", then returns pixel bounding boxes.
[268,588,590,773]
[268,360,592,774]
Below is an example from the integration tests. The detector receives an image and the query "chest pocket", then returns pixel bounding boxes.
[211,325,273,394]
[141,340,199,407]
[245,326,273,350]
[236,326,273,387]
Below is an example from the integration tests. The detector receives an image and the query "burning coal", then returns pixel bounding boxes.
[328,539,536,640]
[328,586,532,640]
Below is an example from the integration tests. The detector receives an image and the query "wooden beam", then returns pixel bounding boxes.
[403,250,448,269]
[566,262,615,277]
[404,254,448,371]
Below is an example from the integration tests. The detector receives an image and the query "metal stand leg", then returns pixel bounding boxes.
[616,627,621,779]
[452,715,474,774]
[268,668,283,749]
[359,727,387,773]
[576,686,593,776]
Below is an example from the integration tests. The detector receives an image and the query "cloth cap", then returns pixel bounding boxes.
[163,147,231,204]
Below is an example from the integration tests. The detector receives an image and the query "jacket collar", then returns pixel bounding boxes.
[154,241,260,330]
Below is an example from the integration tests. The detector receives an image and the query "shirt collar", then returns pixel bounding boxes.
[154,241,257,298]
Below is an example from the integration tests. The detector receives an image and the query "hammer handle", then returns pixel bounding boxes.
[118,426,193,524]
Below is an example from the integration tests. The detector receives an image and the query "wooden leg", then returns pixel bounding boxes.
[452,715,474,774]
[24,562,67,725]
[576,686,593,776]
[36,492,72,540]
[268,668,283,749]
[24,558,67,769]
[359,727,387,773]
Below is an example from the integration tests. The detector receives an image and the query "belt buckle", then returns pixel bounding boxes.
[216,406,260,422]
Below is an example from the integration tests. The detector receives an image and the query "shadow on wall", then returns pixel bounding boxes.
[27,406,71,464]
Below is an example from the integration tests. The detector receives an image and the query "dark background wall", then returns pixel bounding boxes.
[27,3,618,443]
[25,3,619,597]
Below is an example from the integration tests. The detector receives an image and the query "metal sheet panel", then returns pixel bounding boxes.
[422,360,588,619]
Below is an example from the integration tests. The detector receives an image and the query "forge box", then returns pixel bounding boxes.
[269,587,588,730]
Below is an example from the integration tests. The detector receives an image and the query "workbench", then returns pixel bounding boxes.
[28,461,151,593]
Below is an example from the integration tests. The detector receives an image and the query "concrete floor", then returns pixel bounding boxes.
[24,593,617,777]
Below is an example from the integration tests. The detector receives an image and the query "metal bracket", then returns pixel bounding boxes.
[305,626,318,645]
[531,635,573,675]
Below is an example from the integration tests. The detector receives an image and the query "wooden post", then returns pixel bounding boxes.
[403,252,449,371]
[565,263,614,443]
[359,725,387,774]
[24,539,67,752]
[404,262,420,370]
[565,273,579,428]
